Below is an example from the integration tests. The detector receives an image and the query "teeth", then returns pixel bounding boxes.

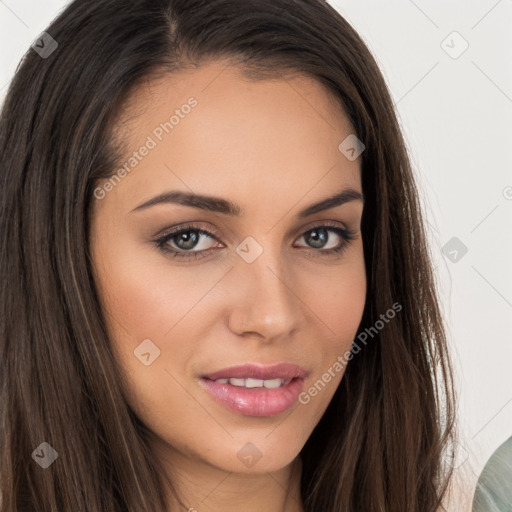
[261,378,283,389]
[229,378,247,387]
[214,377,289,388]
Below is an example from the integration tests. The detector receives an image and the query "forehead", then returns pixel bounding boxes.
[98,60,361,214]
[119,59,350,129]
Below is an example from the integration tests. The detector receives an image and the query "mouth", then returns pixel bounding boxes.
[207,376,293,388]
[198,363,308,417]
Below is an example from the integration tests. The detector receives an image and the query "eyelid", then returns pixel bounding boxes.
[299,219,349,233]
[153,222,224,242]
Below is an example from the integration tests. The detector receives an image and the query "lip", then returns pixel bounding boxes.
[199,363,309,417]
[201,362,308,381]
[198,377,306,417]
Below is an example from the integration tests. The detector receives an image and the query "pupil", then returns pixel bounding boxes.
[176,230,199,250]
[308,228,327,248]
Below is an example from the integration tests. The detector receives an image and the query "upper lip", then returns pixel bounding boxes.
[202,363,308,381]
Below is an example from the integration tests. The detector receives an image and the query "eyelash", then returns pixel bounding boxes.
[152,222,358,261]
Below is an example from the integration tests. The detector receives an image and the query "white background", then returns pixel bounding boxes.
[1,1,511,509]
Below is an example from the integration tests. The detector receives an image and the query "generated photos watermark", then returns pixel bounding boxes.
[93,97,198,200]
[298,301,402,405]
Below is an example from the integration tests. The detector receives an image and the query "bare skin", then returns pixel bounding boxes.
[89,59,366,512]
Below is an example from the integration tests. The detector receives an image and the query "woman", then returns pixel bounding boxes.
[0,0,458,510]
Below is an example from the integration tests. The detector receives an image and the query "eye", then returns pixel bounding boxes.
[152,223,222,260]
[152,222,357,260]
[293,223,357,258]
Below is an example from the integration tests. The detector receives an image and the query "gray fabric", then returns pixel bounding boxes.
[472,436,512,512]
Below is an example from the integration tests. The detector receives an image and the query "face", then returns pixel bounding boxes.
[89,60,366,478]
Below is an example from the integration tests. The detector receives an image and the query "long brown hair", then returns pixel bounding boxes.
[0,0,458,510]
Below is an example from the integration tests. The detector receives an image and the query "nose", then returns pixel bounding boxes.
[227,245,301,341]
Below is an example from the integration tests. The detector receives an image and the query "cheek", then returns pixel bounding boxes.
[293,253,366,423]
[90,231,217,398]
[94,232,221,341]
[309,259,366,407]
[92,242,212,422]
[330,268,366,346]
[307,246,367,349]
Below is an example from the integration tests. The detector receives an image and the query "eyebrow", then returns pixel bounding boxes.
[129,187,363,218]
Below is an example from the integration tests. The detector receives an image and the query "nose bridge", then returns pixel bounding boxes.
[230,235,299,336]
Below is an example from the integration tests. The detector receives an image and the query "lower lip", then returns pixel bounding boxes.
[198,377,305,417]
